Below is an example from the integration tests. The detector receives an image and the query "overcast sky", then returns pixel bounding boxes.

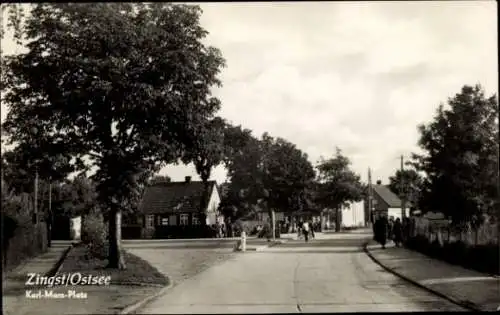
[1,2,498,185]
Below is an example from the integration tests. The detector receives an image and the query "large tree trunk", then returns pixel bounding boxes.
[107,208,126,270]
[335,207,341,232]
[47,181,52,247]
[199,181,210,226]
[268,208,276,241]
[320,211,325,232]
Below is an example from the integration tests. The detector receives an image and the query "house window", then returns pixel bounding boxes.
[180,214,189,226]
[145,215,154,228]
[192,214,200,225]
[161,217,169,226]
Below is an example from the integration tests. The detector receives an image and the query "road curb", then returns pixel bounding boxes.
[46,244,75,277]
[362,241,481,312]
[119,279,174,314]
[113,282,166,288]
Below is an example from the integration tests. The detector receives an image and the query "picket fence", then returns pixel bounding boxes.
[411,217,498,246]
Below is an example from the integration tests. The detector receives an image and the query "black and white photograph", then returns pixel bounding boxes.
[1,1,498,314]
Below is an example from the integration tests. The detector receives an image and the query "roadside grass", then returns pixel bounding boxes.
[59,243,169,286]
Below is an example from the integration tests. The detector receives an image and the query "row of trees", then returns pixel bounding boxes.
[217,128,365,235]
[388,85,499,225]
[1,4,366,270]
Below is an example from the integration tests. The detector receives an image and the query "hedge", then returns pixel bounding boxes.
[405,235,499,275]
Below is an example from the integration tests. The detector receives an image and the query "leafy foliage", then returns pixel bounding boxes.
[260,134,316,214]
[183,116,227,182]
[315,148,364,230]
[1,3,225,268]
[1,147,74,195]
[222,130,315,220]
[182,116,227,225]
[388,168,424,207]
[412,85,499,223]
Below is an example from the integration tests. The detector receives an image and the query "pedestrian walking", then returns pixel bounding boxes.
[302,220,310,242]
[297,220,303,240]
[393,218,403,247]
[309,219,315,239]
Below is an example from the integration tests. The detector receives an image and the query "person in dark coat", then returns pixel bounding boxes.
[393,218,403,247]
[388,217,395,242]
[375,214,389,249]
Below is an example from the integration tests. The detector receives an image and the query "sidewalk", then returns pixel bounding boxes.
[3,241,73,315]
[364,240,500,312]
[4,241,72,288]
[3,241,166,315]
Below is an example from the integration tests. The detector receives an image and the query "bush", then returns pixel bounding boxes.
[466,243,499,275]
[406,234,500,276]
[428,239,442,258]
[2,192,48,272]
[81,209,108,259]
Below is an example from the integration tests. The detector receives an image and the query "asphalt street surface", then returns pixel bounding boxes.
[124,232,468,313]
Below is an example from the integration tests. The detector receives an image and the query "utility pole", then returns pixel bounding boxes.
[367,168,372,226]
[34,167,39,224]
[48,178,52,247]
[400,155,406,220]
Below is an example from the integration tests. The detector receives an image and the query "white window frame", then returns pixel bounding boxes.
[145,215,154,228]
[161,217,169,226]
[192,214,200,225]
[180,214,189,226]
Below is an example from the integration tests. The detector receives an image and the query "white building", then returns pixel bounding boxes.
[340,200,366,228]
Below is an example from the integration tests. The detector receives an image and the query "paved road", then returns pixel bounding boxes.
[126,232,468,313]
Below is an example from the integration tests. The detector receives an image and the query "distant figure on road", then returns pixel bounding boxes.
[297,220,303,240]
[309,219,315,239]
[374,214,388,249]
[302,221,310,242]
[392,218,403,247]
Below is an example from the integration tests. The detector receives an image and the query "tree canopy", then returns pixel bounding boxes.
[315,148,364,230]
[412,84,499,223]
[388,168,424,208]
[221,130,315,221]
[1,3,225,268]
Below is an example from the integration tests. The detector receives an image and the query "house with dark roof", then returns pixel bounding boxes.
[138,176,222,238]
[365,182,410,222]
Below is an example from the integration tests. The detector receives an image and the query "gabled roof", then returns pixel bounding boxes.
[139,180,217,214]
[372,185,402,208]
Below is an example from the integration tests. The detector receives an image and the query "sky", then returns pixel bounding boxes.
[1,1,498,185]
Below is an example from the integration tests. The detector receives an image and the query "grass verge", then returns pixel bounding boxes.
[59,243,169,286]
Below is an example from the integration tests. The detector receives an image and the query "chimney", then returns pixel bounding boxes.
[376,180,382,185]
[185,176,192,183]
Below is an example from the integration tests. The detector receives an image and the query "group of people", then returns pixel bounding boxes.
[373,214,407,249]
[214,222,227,238]
[297,219,316,242]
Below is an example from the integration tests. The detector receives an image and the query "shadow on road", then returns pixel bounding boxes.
[258,249,366,254]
